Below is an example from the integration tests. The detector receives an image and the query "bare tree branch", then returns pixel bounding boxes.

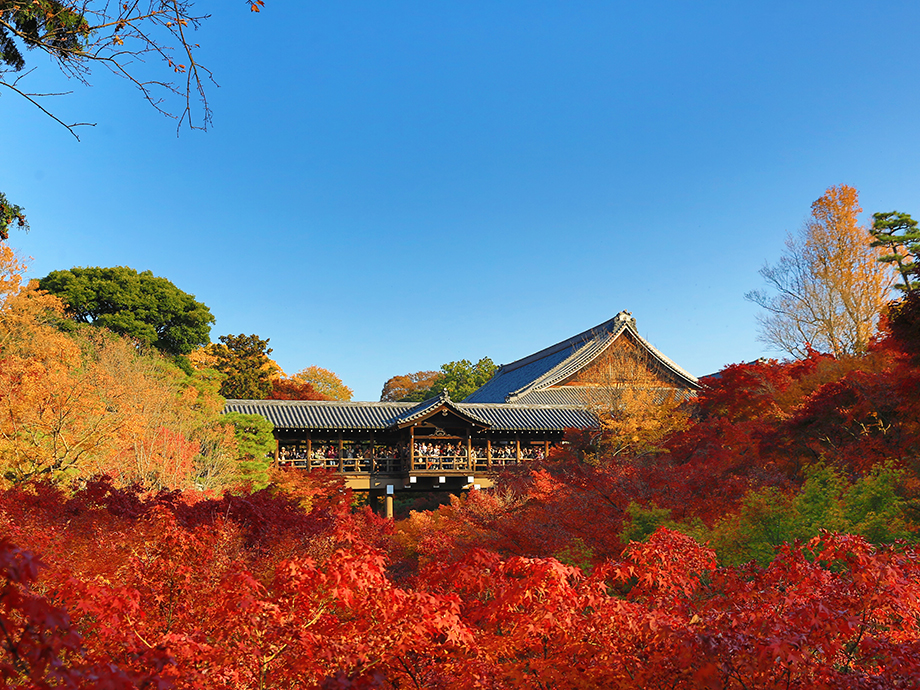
[746,185,896,358]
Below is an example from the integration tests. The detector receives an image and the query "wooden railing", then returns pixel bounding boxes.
[281,452,539,475]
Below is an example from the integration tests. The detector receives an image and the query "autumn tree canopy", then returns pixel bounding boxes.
[380,370,440,401]
[211,333,274,400]
[0,246,240,490]
[38,266,214,356]
[291,365,353,401]
[746,184,894,357]
[268,376,329,401]
[381,358,497,402]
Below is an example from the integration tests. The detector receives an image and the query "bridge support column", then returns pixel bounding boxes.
[385,484,395,520]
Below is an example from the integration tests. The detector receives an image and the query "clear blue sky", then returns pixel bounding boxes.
[3,1,919,400]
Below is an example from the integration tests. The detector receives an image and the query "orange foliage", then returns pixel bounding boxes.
[291,365,353,401]
[0,248,237,490]
[380,370,439,401]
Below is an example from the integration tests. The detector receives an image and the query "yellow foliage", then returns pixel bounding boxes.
[292,365,353,401]
[0,248,239,490]
[597,388,690,460]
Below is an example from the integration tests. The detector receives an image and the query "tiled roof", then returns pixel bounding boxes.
[223,400,415,430]
[462,403,596,431]
[511,388,593,406]
[223,398,596,432]
[463,311,699,404]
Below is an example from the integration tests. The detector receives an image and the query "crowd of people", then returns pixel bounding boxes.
[277,440,560,471]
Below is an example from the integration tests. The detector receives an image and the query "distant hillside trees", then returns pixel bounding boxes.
[381,357,496,402]
[380,370,440,402]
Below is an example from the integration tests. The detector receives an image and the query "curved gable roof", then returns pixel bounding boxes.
[463,311,699,404]
[388,390,491,429]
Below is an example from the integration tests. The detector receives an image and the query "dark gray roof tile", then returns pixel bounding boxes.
[224,399,596,433]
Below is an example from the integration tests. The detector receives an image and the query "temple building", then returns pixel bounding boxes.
[224,311,699,516]
[463,311,698,405]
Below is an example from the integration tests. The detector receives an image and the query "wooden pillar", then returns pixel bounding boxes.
[370,432,376,474]
[273,439,279,469]
[385,494,394,520]
[544,436,549,458]
[515,435,521,463]
[408,427,413,472]
[487,438,492,469]
[466,434,472,471]
[307,433,312,472]
[338,433,343,472]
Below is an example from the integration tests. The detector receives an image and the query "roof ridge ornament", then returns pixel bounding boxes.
[616,310,636,328]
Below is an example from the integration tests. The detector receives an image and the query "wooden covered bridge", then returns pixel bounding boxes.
[225,311,699,517]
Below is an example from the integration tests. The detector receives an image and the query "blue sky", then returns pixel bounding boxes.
[3,1,920,400]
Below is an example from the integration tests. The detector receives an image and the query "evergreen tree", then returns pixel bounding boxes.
[39,266,214,356]
[221,412,275,490]
[871,211,920,292]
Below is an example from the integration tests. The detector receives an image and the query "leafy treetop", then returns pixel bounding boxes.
[212,333,274,400]
[380,370,440,402]
[290,366,353,401]
[268,377,330,401]
[0,191,27,241]
[39,265,214,356]
[435,357,497,401]
[382,358,497,402]
[871,211,920,293]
